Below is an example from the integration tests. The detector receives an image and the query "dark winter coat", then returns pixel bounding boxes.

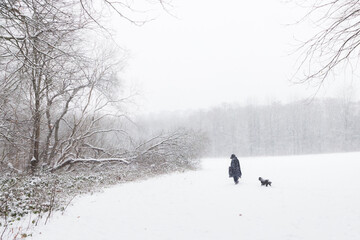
[229,156,242,178]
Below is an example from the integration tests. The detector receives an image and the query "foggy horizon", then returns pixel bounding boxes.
[111,0,360,114]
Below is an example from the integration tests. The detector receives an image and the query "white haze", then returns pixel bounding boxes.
[111,0,360,114]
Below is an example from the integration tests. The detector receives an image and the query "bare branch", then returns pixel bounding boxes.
[294,0,360,86]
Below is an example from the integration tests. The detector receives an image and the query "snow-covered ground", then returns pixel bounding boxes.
[30,152,360,240]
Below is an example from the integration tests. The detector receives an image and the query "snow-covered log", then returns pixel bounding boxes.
[52,156,134,171]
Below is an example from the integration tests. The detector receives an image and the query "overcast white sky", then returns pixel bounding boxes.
[111,0,359,113]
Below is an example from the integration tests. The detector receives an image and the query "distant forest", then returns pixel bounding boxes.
[138,98,360,157]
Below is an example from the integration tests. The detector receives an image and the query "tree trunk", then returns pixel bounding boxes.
[30,85,41,172]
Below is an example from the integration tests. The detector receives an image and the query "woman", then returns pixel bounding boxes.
[229,154,242,184]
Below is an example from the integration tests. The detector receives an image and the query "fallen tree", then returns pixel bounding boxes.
[50,128,206,172]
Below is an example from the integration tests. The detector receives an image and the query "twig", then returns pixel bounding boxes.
[62,195,76,215]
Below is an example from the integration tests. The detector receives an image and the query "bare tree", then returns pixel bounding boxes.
[294,0,360,87]
[0,0,195,174]
[0,0,167,172]
[0,0,100,171]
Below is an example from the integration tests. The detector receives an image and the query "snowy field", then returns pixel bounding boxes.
[29,152,360,240]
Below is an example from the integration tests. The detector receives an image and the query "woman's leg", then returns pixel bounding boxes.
[233,176,239,184]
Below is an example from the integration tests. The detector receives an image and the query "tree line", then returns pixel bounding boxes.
[139,98,360,157]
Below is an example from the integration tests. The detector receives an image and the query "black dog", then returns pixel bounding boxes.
[259,177,272,187]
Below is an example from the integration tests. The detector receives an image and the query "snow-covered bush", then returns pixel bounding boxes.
[0,145,204,238]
